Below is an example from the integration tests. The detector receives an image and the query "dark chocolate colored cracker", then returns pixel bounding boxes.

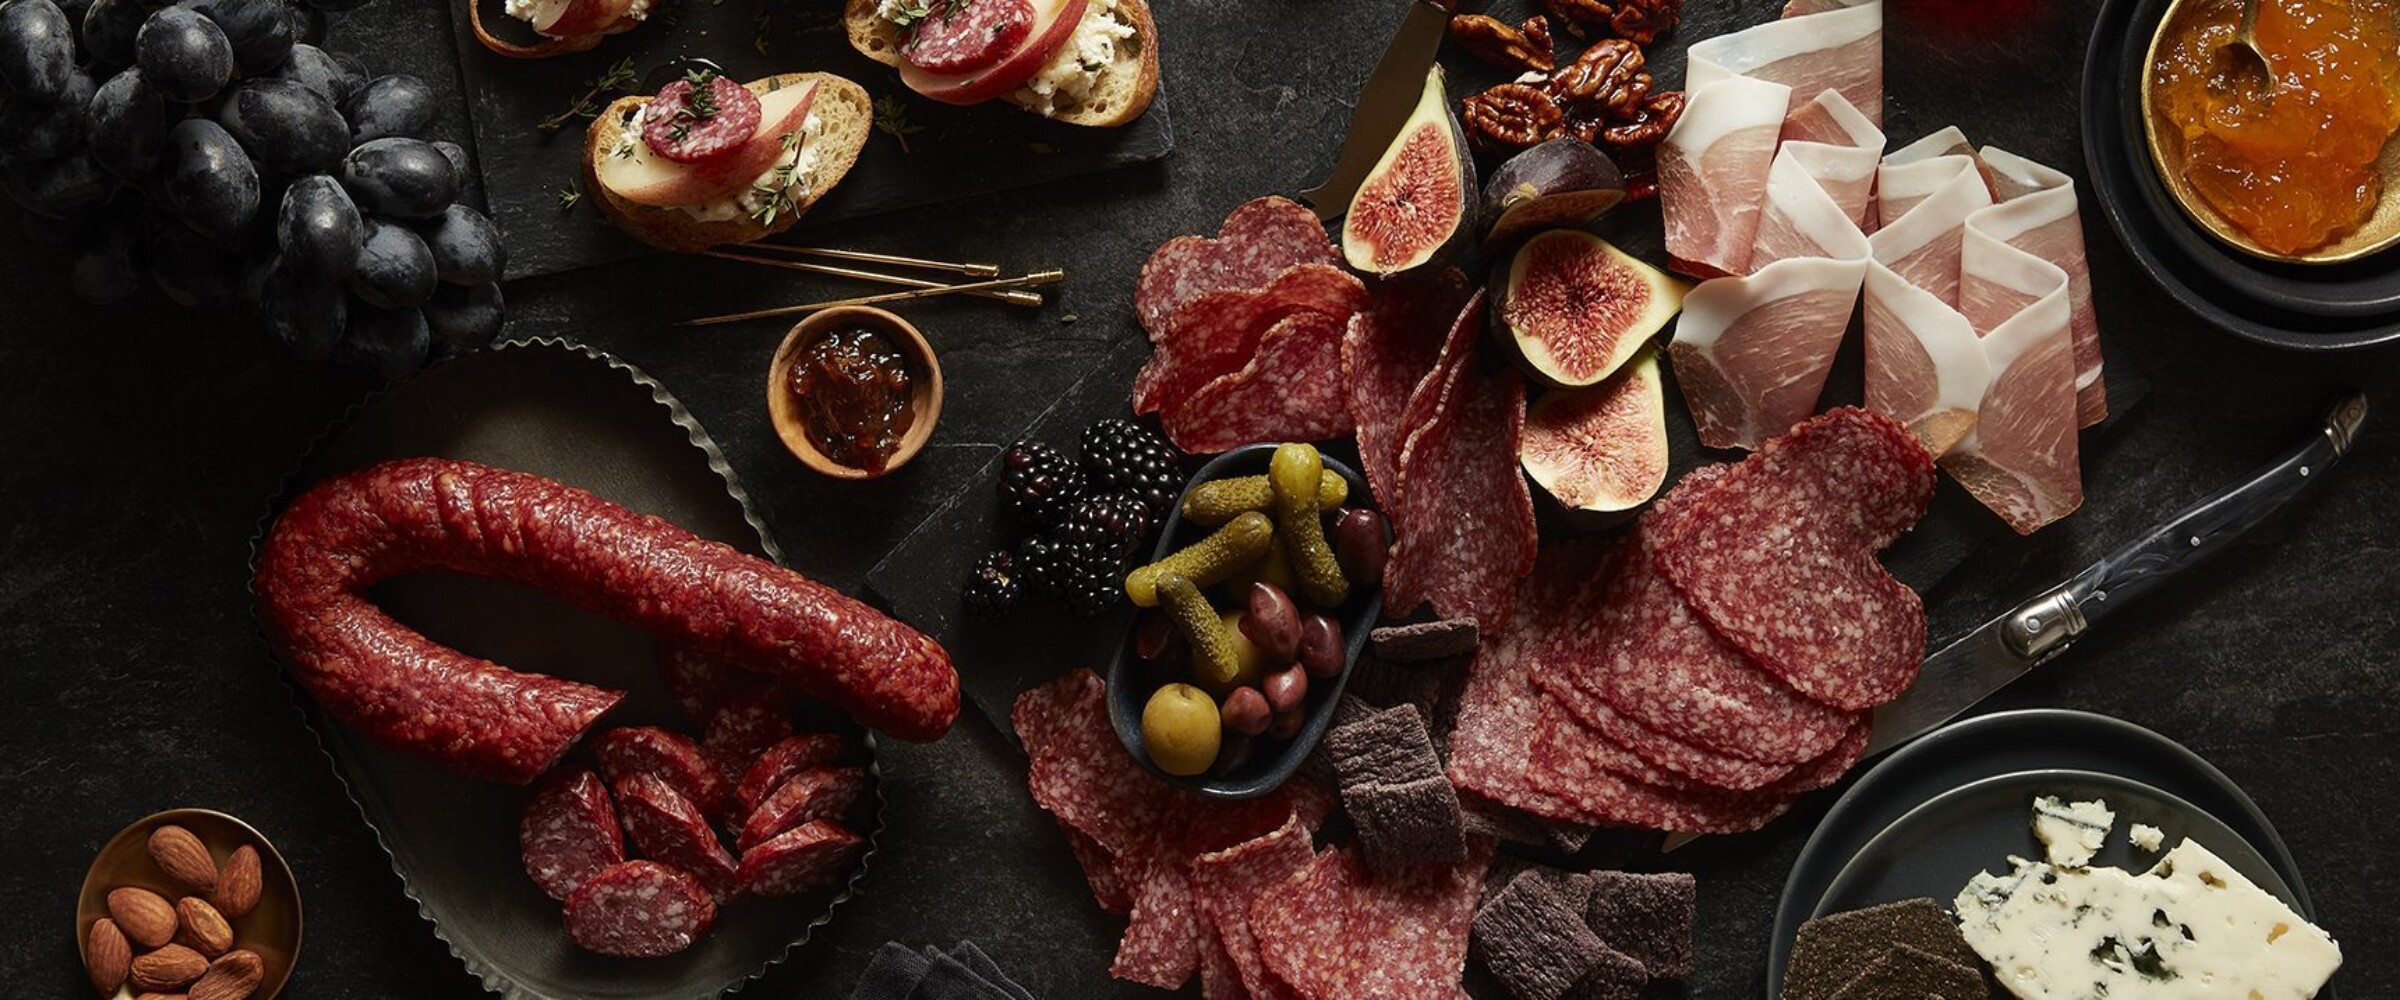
[1782,898,1976,1000]
[1326,704,1445,788]
[1585,871,1696,980]
[1345,653,1456,727]
[1346,774,1469,869]
[1825,944,1985,1000]
[1474,869,1617,1000]
[1563,948,1649,1000]
[1372,618,1481,661]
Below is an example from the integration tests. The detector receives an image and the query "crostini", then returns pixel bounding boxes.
[583,70,873,253]
[470,0,650,57]
[844,0,1158,127]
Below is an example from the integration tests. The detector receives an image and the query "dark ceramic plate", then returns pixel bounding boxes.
[1105,444,1380,799]
[2084,0,2400,349]
[252,340,882,999]
[1765,709,2323,999]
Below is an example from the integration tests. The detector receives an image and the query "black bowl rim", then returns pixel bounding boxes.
[2082,0,2400,350]
[1104,444,1381,800]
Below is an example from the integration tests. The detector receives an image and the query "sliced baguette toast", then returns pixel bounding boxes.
[582,73,872,253]
[844,0,1158,128]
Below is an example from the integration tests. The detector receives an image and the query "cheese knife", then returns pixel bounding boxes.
[1298,0,1457,221]
[1663,392,2368,850]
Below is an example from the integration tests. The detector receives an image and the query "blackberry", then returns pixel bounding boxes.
[1056,539,1131,618]
[961,550,1021,618]
[1055,493,1154,563]
[1013,534,1071,598]
[1078,419,1184,521]
[996,440,1085,527]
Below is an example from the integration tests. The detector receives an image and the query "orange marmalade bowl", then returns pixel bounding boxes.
[2143,0,2400,262]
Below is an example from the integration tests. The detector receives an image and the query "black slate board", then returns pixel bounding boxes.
[445,0,1175,279]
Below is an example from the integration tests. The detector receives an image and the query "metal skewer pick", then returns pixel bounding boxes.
[738,244,1003,277]
[702,250,1045,307]
[681,269,1067,327]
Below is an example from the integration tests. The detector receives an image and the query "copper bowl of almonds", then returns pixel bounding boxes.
[74,809,301,1000]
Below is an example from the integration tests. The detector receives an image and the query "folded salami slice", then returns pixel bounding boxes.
[1112,856,1203,990]
[1653,407,1933,711]
[1132,263,1367,419]
[1390,290,1488,513]
[1057,819,1132,915]
[614,773,741,903]
[1383,329,1536,629]
[519,767,624,901]
[1136,196,1339,336]
[1250,841,1491,1000]
[1341,268,1473,511]
[1444,539,1616,826]
[1191,812,1314,1000]
[1528,688,1793,794]
[1013,670,1178,859]
[1164,311,1354,453]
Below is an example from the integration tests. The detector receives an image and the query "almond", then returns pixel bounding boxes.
[85,917,132,996]
[189,949,263,1000]
[173,897,234,956]
[130,943,209,991]
[107,886,179,949]
[149,826,219,894]
[212,846,262,919]
[133,994,185,1000]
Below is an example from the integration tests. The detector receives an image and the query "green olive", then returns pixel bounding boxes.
[1141,683,1222,776]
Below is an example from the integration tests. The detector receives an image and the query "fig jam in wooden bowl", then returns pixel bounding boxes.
[767,307,943,479]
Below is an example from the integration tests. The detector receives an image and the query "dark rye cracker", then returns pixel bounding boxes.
[1371,618,1481,662]
[1825,944,1985,1000]
[1782,898,1978,1000]
[1583,871,1696,979]
[1328,705,1467,868]
[1473,869,1618,1000]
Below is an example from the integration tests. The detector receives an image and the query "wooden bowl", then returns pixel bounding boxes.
[76,808,302,999]
[766,306,943,480]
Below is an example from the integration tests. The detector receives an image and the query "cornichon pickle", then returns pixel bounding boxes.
[1180,471,1348,526]
[1223,530,1299,596]
[1271,443,1349,608]
[1125,511,1275,607]
[1156,572,1242,690]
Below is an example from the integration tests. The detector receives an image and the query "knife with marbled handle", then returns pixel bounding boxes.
[1299,0,1458,221]
[1663,393,2367,850]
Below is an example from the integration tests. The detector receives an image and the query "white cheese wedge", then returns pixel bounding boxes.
[2129,823,2165,852]
[1955,840,2343,1000]
[2032,795,2114,867]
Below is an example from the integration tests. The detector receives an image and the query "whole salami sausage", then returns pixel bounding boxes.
[255,457,958,783]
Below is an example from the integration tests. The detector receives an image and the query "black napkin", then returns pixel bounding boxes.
[849,941,1037,1000]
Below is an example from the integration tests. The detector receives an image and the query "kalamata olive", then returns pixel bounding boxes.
[1331,507,1390,587]
[1262,664,1307,715]
[1239,581,1301,664]
[1220,687,1271,737]
[1298,614,1344,679]
[1268,705,1304,740]
[1208,733,1254,777]
[1134,611,1176,663]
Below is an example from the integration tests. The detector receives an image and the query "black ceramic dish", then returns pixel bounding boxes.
[1105,443,1381,800]
[1764,708,2323,999]
[2084,0,2400,349]
[251,340,883,999]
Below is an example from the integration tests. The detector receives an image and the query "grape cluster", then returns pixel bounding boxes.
[0,0,505,380]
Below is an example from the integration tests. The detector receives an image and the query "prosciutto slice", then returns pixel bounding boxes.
[1685,0,1883,127]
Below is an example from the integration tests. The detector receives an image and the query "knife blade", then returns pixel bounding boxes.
[1298,0,1456,221]
[1661,392,2367,851]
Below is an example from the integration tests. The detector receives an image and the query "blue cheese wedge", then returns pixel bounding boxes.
[1955,840,2343,1000]
[2129,823,2166,853]
[2032,795,2114,867]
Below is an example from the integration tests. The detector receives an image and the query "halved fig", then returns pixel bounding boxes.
[1480,138,1624,247]
[1492,229,1684,388]
[1341,65,1475,276]
[1519,348,1668,521]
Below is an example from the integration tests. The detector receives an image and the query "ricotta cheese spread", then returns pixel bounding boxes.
[2031,795,2114,868]
[1956,840,2342,1000]
[1012,0,1135,117]
[676,112,825,224]
[504,0,542,22]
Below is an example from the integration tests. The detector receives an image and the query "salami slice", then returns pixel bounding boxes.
[736,733,846,815]
[1199,929,1247,1000]
[1133,263,1367,419]
[1190,811,1314,1000]
[1654,407,1935,710]
[592,726,733,822]
[1523,710,1871,834]
[614,772,741,903]
[1543,683,1795,791]
[1012,670,1177,857]
[736,766,867,851]
[1136,197,1339,335]
[1164,311,1354,453]
[1383,333,1536,629]
[1111,856,1202,990]
[1445,539,1614,824]
[657,646,777,729]
[702,689,794,787]
[638,73,764,165]
[900,0,1033,74]
[519,767,624,901]
[1343,268,1473,512]
[1250,841,1492,1000]
[564,860,716,958]
[1057,819,1132,915]
[736,819,865,897]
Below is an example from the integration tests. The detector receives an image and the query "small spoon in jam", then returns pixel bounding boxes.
[2218,0,2275,93]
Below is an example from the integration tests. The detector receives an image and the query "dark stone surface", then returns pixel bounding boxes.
[1,0,2396,998]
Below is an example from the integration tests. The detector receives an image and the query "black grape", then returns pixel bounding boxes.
[0,64,92,158]
[275,172,358,280]
[79,0,143,66]
[149,218,241,305]
[271,43,349,103]
[279,0,322,45]
[423,280,501,354]
[347,216,433,307]
[259,255,346,360]
[179,0,291,76]
[162,117,259,245]
[339,73,432,144]
[333,299,429,380]
[135,6,233,103]
[218,76,345,175]
[0,0,73,101]
[418,203,501,285]
[4,150,110,219]
[85,66,165,177]
[338,136,455,218]
[430,138,467,178]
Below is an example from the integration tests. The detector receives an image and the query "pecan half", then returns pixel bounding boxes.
[1551,38,1650,116]
[1448,13,1554,73]
[1609,0,1680,45]
[1600,90,1685,151]
[1462,83,1562,153]
[1542,0,1612,38]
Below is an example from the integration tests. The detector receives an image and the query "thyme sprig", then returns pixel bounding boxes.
[874,94,925,153]
[538,57,640,132]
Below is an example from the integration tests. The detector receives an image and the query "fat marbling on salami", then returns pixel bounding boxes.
[563,860,717,958]
[518,767,625,901]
